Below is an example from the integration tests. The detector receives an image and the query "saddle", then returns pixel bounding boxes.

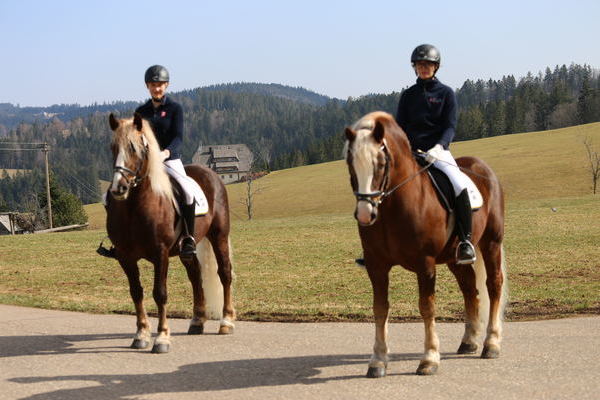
[169,176,209,217]
[415,155,482,212]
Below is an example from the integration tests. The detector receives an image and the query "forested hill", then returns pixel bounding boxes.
[0,64,598,211]
[0,83,332,130]
[198,82,333,106]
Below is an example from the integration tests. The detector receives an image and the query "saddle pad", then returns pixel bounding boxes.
[427,167,483,211]
[172,176,209,216]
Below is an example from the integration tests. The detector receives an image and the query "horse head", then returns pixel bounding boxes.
[344,112,392,226]
[108,113,172,202]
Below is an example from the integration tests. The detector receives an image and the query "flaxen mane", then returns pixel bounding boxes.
[112,117,174,202]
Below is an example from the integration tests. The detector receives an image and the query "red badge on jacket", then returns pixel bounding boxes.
[160,111,167,117]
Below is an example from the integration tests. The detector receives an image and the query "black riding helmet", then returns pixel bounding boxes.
[411,44,441,64]
[144,65,170,83]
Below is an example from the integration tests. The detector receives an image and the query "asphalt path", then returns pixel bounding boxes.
[1,304,599,400]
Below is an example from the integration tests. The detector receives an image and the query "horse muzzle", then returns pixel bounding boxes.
[355,200,379,226]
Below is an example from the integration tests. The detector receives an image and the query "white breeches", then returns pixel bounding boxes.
[432,149,470,196]
[164,159,194,205]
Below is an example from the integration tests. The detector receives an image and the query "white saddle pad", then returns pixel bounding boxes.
[177,176,209,216]
[461,171,483,210]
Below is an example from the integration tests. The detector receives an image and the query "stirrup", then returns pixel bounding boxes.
[180,236,197,258]
[96,237,117,259]
[456,241,476,265]
[355,258,366,268]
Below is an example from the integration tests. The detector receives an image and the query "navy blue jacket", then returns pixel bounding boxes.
[135,96,184,160]
[395,78,457,152]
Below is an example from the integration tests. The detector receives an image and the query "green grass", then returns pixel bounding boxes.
[4,122,600,321]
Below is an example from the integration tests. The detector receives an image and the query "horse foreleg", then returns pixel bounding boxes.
[481,242,506,359]
[449,261,482,354]
[416,265,440,375]
[151,251,171,353]
[366,264,391,378]
[118,259,151,349]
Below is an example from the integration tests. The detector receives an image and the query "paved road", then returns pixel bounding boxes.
[1,305,598,400]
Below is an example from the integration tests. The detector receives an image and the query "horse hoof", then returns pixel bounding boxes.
[366,367,386,378]
[457,342,478,354]
[151,343,170,354]
[187,325,204,335]
[416,361,438,375]
[481,345,500,359]
[131,339,150,349]
[218,325,233,335]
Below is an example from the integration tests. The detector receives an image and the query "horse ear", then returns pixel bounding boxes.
[109,113,119,131]
[372,120,385,143]
[133,112,143,132]
[345,127,356,141]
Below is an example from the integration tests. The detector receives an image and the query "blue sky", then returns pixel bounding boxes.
[1,0,599,107]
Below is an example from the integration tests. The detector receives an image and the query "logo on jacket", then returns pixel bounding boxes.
[428,97,442,104]
[160,111,167,117]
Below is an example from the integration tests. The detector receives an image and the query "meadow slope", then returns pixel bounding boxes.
[2,122,599,321]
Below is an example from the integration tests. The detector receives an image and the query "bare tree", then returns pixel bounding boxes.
[583,136,600,194]
[256,137,273,171]
[240,152,266,220]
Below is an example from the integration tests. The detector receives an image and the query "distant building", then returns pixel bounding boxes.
[193,144,253,184]
[0,212,26,235]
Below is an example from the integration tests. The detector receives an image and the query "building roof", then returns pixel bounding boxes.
[193,144,253,174]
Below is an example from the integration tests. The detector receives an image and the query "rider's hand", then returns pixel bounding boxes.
[425,144,443,164]
[160,149,170,161]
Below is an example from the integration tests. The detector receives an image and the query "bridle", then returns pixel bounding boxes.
[351,139,432,207]
[113,138,149,190]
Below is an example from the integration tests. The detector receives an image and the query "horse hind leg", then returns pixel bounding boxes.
[118,259,151,349]
[181,251,206,335]
[205,234,236,334]
[449,247,487,355]
[481,242,507,359]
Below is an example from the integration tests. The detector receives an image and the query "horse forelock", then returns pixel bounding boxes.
[112,117,174,201]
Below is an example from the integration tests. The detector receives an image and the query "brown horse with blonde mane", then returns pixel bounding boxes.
[344,111,506,377]
[106,113,235,353]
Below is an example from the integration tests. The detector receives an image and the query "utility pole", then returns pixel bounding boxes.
[43,143,52,229]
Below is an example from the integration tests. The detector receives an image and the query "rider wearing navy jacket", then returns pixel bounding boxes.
[396,44,476,265]
[136,65,197,260]
[136,96,184,161]
[395,76,457,152]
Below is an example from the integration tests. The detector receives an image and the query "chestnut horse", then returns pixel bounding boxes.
[106,113,235,353]
[344,111,506,377]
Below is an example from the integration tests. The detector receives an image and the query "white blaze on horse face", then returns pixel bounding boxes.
[111,150,126,192]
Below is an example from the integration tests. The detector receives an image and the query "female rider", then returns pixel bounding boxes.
[396,44,475,264]
[136,65,197,260]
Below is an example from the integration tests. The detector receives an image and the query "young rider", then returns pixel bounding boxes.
[396,44,476,264]
[136,65,197,260]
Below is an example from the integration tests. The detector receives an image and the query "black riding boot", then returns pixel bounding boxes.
[455,189,476,265]
[180,202,197,261]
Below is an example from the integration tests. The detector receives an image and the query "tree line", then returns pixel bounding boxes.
[0,63,598,214]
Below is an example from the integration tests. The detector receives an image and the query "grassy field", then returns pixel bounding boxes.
[1,123,600,322]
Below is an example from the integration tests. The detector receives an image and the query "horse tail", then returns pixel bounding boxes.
[198,237,224,319]
[473,247,489,328]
